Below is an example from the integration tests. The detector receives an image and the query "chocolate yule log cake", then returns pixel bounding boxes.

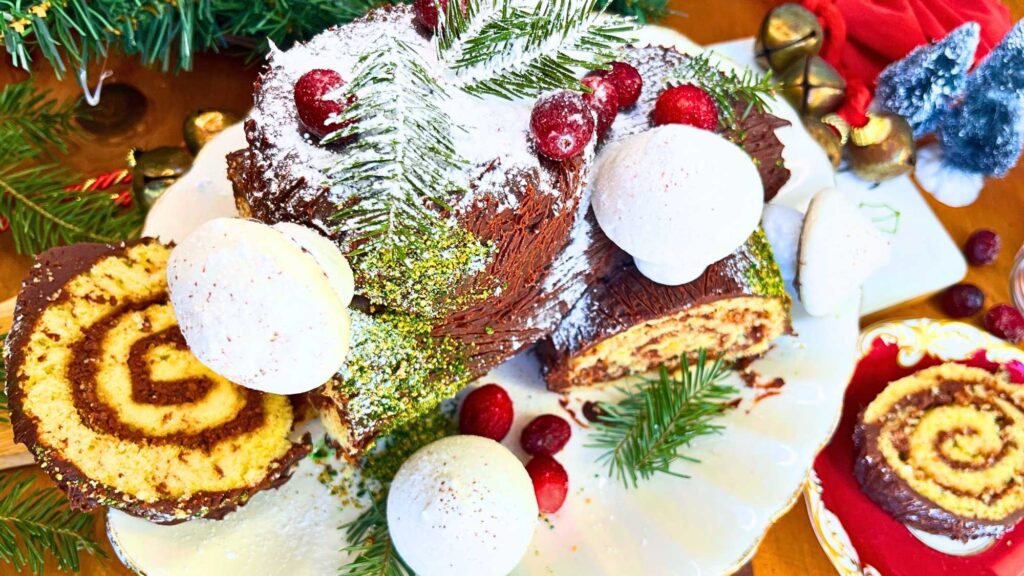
[4,240,308,523]
[225,5,793,454]
[854,363,1024,541]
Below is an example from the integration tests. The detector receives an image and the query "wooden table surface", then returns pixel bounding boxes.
[1,0,1023,574]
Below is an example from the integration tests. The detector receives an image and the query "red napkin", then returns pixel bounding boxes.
[801,0,1012,89]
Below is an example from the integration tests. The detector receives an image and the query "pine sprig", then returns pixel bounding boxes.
[0,81,144,255]
[438,0,638,99]
[0,473,106,574]
[587,349,737,488]
[595,0,666,23]
[0,0,405,77]
[664,53,777,130]
[341,500,411,576]
[323,36,492,318]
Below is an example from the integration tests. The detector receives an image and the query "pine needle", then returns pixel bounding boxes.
[0,473,106,575]
[438,0,638,99]
[0,81,144,255]
[323,36,492,318]
[341,500,411,576]
[587,349,738,488]
[595,0,667,23]
[664,53,777,130]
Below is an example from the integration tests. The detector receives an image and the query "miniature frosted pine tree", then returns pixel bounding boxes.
[874,22,980,137]
[939,90,1023,177]
[966,19,1024,100]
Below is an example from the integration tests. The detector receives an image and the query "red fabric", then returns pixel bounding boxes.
[801,0,1012,90]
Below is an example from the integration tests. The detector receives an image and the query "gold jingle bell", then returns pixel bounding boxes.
[183,109,242,154]
[130,147,194,209]
[802,116,842,169]
[848,113,916,183]
[755,4,823,72]
[778,55,846,117]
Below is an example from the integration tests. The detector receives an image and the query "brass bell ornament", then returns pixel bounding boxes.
[755,4,823,72]
[802,117,843,169]
[848,113,916,183]
[130,147,194,209]
[183,109,242,154]
[778,55,846,117]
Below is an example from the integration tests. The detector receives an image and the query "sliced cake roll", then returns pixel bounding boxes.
[537,228,790,390]
[5,240,308,523]
[855,363,1024,541]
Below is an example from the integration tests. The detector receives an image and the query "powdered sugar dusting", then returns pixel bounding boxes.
[245,7,566,231]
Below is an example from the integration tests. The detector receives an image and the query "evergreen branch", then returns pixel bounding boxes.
[341,500,412,576]
[323,35,492,318]
[0,473,106,575]
[664,53,777,130]
[587,349,737,488]
[439,0,638,99]
[0,81,144,255]
[0,0,407,78]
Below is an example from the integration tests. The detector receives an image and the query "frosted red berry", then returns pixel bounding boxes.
[530,91,595,160]
[581,75,620,138]
[520,414,572,456]
[588,62,643,110]
[526,455,569,514]
[293,69,353,139]
[941,283,985,318]
[459,384,514,441]
[964,229,1002,266]
[413,0,463,31]
[653,84,719,130]
[985,305,1024,344]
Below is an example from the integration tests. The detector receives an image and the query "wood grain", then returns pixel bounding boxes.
[1,1,1022,574]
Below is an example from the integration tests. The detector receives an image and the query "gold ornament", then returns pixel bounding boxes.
[75,83,148,136]
[802,117,842,169]
[777,55,846,117]
[821,113,850,144]
[755,4,823,72]
[130,147,194,209]
[848,113,916,183]
[183,109,242,154]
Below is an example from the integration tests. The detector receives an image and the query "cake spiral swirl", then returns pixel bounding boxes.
[5,240,308,523]
[855,363,1024,541]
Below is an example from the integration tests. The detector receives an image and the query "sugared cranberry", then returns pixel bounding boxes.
[413,0,464,31]
[293,69,354,139]
[985,305,1024,344]
[653,84,719,130]
[530,91,595,160]
[520,414,572,456]
[526,455,569,514]
[459,384,514,441]
[941,283,986,318]
[587,62,642,110]
[965,229,1002,266]
[581,75,620,138]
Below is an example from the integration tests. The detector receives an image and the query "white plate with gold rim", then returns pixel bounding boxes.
[109,24,859,576]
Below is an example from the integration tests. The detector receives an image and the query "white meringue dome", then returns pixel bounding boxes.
[167,218,354,395]
[387,435,538,576]
[591,124,764,285]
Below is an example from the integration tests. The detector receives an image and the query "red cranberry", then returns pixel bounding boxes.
[985,305,1024,344]
[581,75,620,138]
[459,384,514,441]
[520,414,572,456]
[587,62,643,110]
[964,229,1002,266]
[413,0,464,31]
[526,455,569,514]
[530,91,595,160]
[941,283,986,318]
[293,69,354,139]
[653,84,719,130]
